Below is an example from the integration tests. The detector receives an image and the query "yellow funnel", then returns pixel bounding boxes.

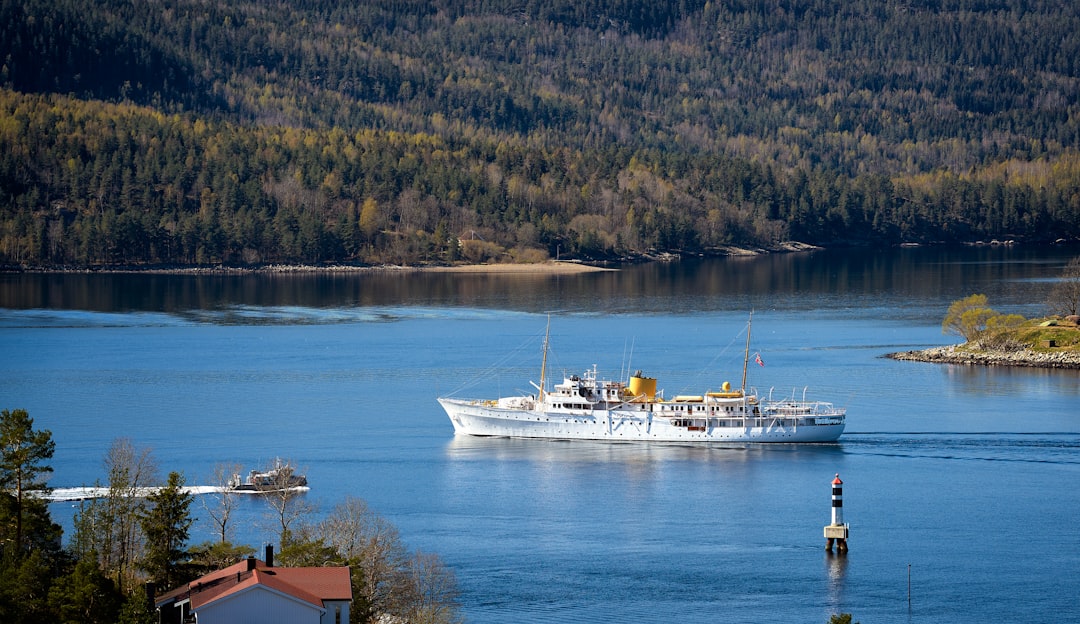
[628,375,657,399]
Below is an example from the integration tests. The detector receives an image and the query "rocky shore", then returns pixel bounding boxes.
[886,345,1080,369]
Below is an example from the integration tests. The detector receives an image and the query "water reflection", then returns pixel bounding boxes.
[942,363,1080,397]
[824,550,849,616]
[3,246,1077,318]
[443,435,846,464]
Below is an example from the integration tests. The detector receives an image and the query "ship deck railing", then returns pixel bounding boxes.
[670,414,845,429]
[741,417,843,428]
[761,401,844,415]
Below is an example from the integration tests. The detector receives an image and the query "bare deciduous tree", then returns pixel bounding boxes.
[259,458,314,547]
[202,462,243,544]
[108,439,157,592]
[77,438,158,593]
[1047,256,1080,317]
[314,496,461,624]
[400,551,462,624]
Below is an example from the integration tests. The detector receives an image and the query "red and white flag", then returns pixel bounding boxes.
[754,352,764,367]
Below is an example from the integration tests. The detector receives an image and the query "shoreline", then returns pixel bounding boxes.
[406,261,617,274]
[2,260,618,276]
[0,242,824,275]
[886,345,1080,369]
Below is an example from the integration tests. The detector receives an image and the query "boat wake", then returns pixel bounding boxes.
[838,432,1080,465]
[40,485,309,502]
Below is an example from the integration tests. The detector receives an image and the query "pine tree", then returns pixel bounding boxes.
[116,583,157,624]
[0,408,55,555]
[46,558,123,624]
[138,471,193,590]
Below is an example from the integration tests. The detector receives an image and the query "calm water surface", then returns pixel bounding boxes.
[2,247,1079,623]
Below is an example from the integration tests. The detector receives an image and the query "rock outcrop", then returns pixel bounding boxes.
[887,345,1080,369]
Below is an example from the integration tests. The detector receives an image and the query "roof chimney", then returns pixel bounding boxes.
[265,543,274,568]
[246,555,256,571]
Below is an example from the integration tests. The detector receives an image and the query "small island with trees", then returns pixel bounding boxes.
[888,257,1080,369]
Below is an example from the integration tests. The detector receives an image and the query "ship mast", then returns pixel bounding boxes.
[740,311,753,392]
[538,315,550,402]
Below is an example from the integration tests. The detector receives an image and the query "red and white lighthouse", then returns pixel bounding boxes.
[824,473,849,552]
[831,473,844,526]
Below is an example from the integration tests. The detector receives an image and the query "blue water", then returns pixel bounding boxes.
[2,248,1079,623]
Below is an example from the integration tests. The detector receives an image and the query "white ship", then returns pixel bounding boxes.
[438,317,846,443]
[227,459,308,492]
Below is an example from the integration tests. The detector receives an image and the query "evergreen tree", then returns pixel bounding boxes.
[137,471,193,590]
[46,557,123,624]
[0,408,55,556]
[4,1,1080,266]
[184,541,255,577]
[0,549,56,624]
[116,583,157,624]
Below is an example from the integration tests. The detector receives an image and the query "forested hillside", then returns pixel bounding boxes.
[2,0,1079,267]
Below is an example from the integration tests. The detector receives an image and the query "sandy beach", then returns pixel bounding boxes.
[411,261,617,274]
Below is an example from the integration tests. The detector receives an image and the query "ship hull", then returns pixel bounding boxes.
[438,398,845,443]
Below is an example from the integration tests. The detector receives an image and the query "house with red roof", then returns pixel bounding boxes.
[154,547,352,624]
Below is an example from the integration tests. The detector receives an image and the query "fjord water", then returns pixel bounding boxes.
[2,246,1079,623]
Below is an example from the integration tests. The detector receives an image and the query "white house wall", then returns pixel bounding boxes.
[194,585,323,624]
[321,599,350,624]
